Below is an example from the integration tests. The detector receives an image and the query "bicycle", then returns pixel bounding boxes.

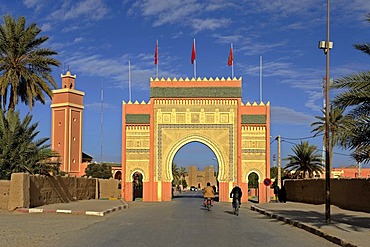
[232,200,239,216]
[205,198,213,211]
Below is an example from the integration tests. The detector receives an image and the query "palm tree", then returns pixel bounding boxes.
[311,106,351,168]
[332,13,370,164]
[178,166,187,187]
[284,141,324,179]
[0,109,60,179]
[172,162,180,185]
[0,15,60,111]
[353,13,370,55]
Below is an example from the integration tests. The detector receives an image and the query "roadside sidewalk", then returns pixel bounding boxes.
[17,199,128,217]
[250,201,370,247]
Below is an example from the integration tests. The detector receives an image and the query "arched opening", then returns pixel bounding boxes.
[132,172,143,201]
[172,141,218,200]
[248,172,259,203]
[114,171,122,180]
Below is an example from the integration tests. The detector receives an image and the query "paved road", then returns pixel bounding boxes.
[18,191,336,247]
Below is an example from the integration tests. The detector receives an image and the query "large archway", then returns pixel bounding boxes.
[166,136,227,201]
[121,77,270,202]
[172,141,218,198]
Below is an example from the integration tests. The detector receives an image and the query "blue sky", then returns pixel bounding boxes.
[3,0,369,170]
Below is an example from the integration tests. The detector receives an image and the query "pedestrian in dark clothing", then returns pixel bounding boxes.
[273,185,280,202]
[279,185,287,203]
[230,185,243,207]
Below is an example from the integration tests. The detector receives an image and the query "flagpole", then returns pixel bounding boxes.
[194,39,197,78]
[260,55,263,103]
[156,39,159,78]
[231,43,234,78]
[128,60,132,102]
[100,81,103,162]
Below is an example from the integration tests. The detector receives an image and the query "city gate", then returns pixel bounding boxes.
[121,77,270,203]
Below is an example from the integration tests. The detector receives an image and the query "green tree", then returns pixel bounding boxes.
[178,166,187,187]
[0,15,60,111]
[270,166,285,185]
[332,13,370,164]
[0,109,60,179]
[311,106,351,168]
[84,162,112,179]
[172,162,180,185]
[284,141,324,179]
[248,173,258,188]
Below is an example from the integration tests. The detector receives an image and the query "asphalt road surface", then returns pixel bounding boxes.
[0,191,337,247]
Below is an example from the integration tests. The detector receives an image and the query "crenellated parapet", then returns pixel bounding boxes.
[122,100,270,107]
[241,101,270,106]
[150,76,242,98]
[122,100,150,105]
[150,77,242,82]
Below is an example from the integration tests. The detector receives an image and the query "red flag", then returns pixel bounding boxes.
[191,39,196,64]
[154,40,158,65]
[228,45,233,66]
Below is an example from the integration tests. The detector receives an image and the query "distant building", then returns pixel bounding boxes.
[331,165,370,178]
[51,70,86,177]
[186,165,217,190]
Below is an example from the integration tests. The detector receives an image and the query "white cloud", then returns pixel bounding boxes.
[49,0,109,21]
[212,34,243,44]
[23,0,39,8]
[271,106,315,125]
[40,22,52,32]
[192,18,231,33]
[74,37,84,43]
[249,0,319,16]
[238,40,286,56]
[130,0,233,32]
[85,102,115,111]
[63,53,158,90]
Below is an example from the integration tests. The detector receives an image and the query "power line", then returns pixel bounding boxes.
[281,139,351,157]
[281,133,323,140]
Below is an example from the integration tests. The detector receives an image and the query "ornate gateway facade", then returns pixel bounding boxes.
[121,77,270,203]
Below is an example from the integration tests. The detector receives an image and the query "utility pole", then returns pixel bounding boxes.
[324,0,331,223]
[277,135,281,189]
[358,161,362,177]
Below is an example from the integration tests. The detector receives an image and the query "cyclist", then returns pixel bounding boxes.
[230,184,242,208]
[203,182,215,207]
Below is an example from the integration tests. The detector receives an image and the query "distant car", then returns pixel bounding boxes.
[190,186,198,191]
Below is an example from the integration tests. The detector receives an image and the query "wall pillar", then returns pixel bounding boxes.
[258,182,268,203]
[8,173,30,211]
[161,181,172,201]
[123,181,132,202]
[218,181,232,202]
[240,182,248,203]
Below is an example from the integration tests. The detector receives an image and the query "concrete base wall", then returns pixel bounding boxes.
[98,179,121,199]
[284,178,370,213]
[0,180,10,210]
[8,173,30,211]
[30,175,96,207]
[0,174,121,211]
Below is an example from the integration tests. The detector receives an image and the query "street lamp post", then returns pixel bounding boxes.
[319,0,332,223]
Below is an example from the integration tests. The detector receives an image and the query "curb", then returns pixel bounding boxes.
[250,205,357,247]
[16,200,128,217]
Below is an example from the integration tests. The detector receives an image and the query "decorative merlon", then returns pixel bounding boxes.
[241,101,270,106]
[61,70,76,79]
[122,100,269,106]
[150,76,242,82]
[122,100,150,105]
